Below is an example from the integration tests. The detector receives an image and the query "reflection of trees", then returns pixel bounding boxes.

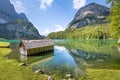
[56,40,120,70]
[66,46,120,70]
[66,49,86,77]
[67,48,107,69]
[67,48,107,61]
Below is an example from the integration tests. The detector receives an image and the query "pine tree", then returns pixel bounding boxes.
[107,0,120,38]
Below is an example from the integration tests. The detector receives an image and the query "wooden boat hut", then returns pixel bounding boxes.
[19,39,54,56]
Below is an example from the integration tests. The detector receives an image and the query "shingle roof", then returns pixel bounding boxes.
[20,39,54,49]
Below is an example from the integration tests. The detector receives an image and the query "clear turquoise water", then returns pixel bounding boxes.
[4,39,120,79]
[30,39,120,78]
[0,40,20,43]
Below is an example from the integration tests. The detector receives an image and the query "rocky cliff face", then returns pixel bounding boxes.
[0,0,41,39]
[67,3,110,29]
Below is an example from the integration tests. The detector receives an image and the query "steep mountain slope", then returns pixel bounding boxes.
[0,0,41,39]
[67,3,110,29]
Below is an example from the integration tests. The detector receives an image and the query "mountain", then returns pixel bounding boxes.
[0,0,42,39]
[67,3,110,29]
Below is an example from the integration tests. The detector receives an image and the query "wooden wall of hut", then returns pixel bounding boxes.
[27,45,54,55]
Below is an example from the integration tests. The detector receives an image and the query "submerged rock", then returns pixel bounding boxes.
[34,69,44,74]
[68,78,75,80]
[19,63,27,66]
[48,75,54,80]
[65,73,72,78]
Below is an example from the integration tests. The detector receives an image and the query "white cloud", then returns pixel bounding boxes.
[54,25,65,32]
[41,29,51,36]
[10,0,26,13]
[73,0,86,9]
[40,0,54,10]
[41,25,65,36]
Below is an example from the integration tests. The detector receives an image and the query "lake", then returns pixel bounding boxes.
[6,39,120,79]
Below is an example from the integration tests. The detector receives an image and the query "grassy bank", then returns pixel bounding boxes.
[81,69,120,80]
[0,42,10,47]
[47,24,111,39]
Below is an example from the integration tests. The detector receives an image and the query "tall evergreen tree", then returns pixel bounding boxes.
[107,0,120,38]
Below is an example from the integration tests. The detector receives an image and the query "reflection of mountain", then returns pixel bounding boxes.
[67,48,109,70]
[32,46,84,77]
[68,48,120,69]
[67,48,107,61]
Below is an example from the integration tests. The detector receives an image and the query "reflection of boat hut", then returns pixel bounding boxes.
[19,39,54,56]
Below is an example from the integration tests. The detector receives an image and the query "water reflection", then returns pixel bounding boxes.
[20,51,54,64]
[6,40,120,79]
[31,46,84,77]
[68,48,107,61]
[55,39,120,70]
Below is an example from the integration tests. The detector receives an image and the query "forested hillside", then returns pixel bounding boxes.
[47,24,110,39]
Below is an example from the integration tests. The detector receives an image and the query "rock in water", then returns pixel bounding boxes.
[19,63,27,66]
[48,75,54,80]
[67,2,109,29]
[0,0,42,39]
[65,73,72,78]
[34,69,44,74]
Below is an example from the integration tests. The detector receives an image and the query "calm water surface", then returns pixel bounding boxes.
[6,39,120,79]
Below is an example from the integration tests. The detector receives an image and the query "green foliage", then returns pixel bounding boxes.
[107,0,120,38]
[47,24,111,39]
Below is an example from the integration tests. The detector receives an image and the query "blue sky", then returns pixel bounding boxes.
[10,0,110,36]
